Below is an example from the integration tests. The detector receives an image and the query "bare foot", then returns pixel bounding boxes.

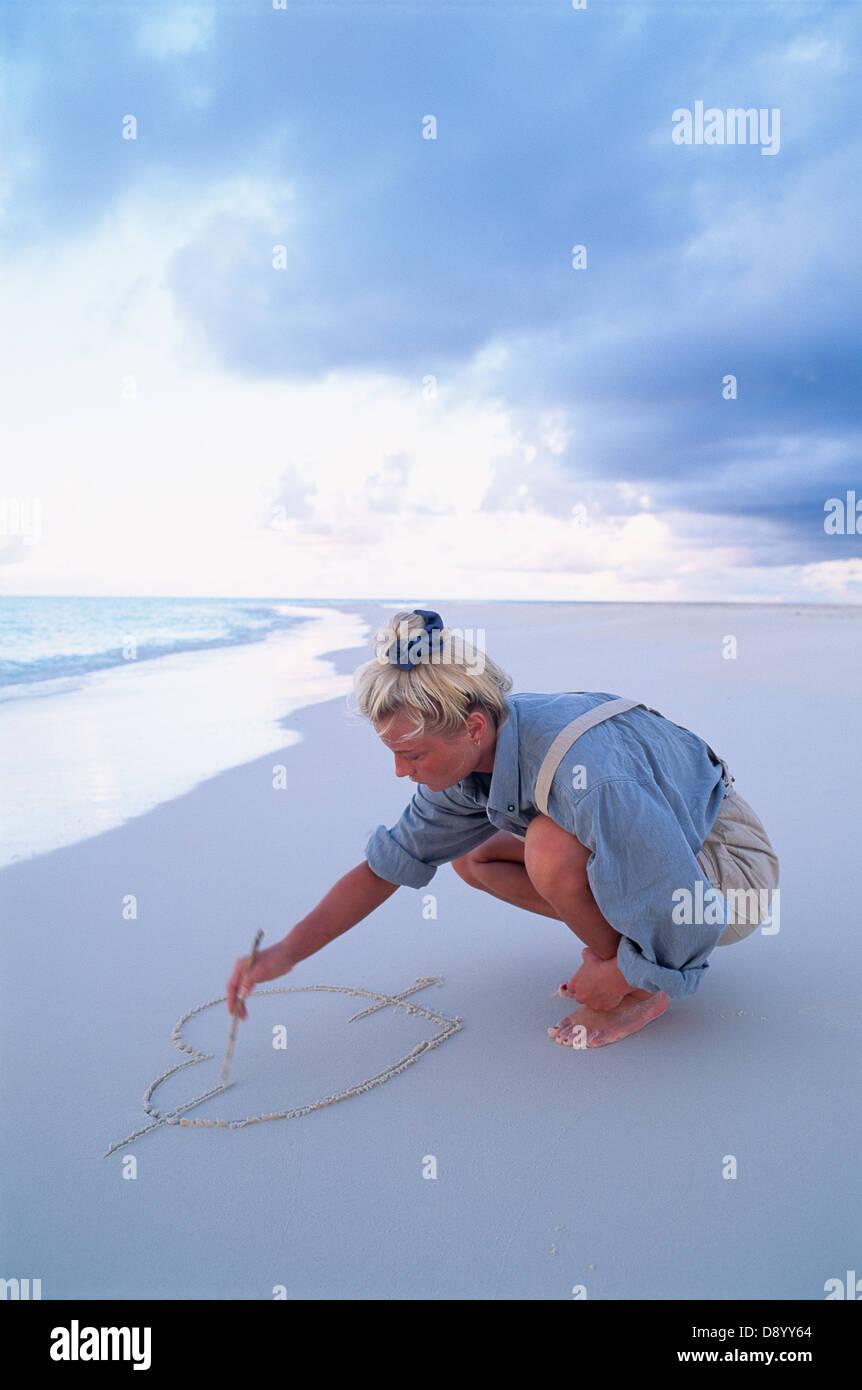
[548,991,670,1048]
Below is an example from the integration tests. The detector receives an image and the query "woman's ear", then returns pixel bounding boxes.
[466,708,489,744]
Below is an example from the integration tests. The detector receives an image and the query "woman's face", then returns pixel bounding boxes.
[375,708,484,791]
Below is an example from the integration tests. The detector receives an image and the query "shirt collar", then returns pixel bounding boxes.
[459,698,520,816]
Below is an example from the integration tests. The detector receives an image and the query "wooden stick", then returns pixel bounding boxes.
[221,929,264,1082]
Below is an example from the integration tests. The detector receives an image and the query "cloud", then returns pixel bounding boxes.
[1,0,860,600]
[136,5,216,60]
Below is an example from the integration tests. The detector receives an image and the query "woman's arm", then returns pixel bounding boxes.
[226,861,399,1018]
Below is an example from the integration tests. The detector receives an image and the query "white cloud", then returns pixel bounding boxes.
[136,5,216,60]
[1,165,857,604]
[778,34,847,72]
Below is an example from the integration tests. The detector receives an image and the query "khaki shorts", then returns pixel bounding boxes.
[696,787,780,945]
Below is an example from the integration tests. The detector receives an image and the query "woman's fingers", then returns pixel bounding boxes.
[227,943,291,1017]
[227,954,254,1017]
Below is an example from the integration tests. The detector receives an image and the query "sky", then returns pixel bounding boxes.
[1,0,860,602]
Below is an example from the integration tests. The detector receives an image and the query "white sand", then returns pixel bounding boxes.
[1,600,859,1299]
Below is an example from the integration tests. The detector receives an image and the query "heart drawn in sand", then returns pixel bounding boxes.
[106,977,461,1156]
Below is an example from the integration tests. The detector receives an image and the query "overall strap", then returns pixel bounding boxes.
[533,693,734,817]
[534,697,641,816]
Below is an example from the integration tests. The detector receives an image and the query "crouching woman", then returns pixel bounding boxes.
[227,609,779,1049]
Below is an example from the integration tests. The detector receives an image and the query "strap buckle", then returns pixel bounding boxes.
[708,747,734,790]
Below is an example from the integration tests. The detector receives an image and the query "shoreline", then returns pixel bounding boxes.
[0,602,378,870]
[4,596,860,872]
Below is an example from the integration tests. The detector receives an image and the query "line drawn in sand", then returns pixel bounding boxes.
[106,977,461,1156]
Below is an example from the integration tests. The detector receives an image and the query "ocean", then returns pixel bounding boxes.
[0,596,324,696]
[0,597,370,865]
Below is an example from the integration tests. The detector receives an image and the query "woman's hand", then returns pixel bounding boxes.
[227,941,294,1020]
[560,946,630,1012]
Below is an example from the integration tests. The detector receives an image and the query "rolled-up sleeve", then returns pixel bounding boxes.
[547,775,727,998]
[365,784,499,888]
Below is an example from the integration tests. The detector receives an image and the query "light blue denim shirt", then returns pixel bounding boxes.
[365,691,729,999]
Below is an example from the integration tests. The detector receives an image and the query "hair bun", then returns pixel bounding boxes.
[389,609,445,668]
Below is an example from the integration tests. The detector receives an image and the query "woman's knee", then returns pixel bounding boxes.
[452,830,525,887]
[451,852,479,886]
[524,814,590,897]
[453,829,525,882]
[452,848,496,887]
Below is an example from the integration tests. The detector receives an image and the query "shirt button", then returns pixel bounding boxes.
[507,804,515,812]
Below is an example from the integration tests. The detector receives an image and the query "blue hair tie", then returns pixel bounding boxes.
[390,609,445,669]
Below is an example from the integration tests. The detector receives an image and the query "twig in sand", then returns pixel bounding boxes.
[221,929,263,1081]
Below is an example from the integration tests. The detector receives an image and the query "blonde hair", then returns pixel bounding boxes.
[350,610,513,741]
